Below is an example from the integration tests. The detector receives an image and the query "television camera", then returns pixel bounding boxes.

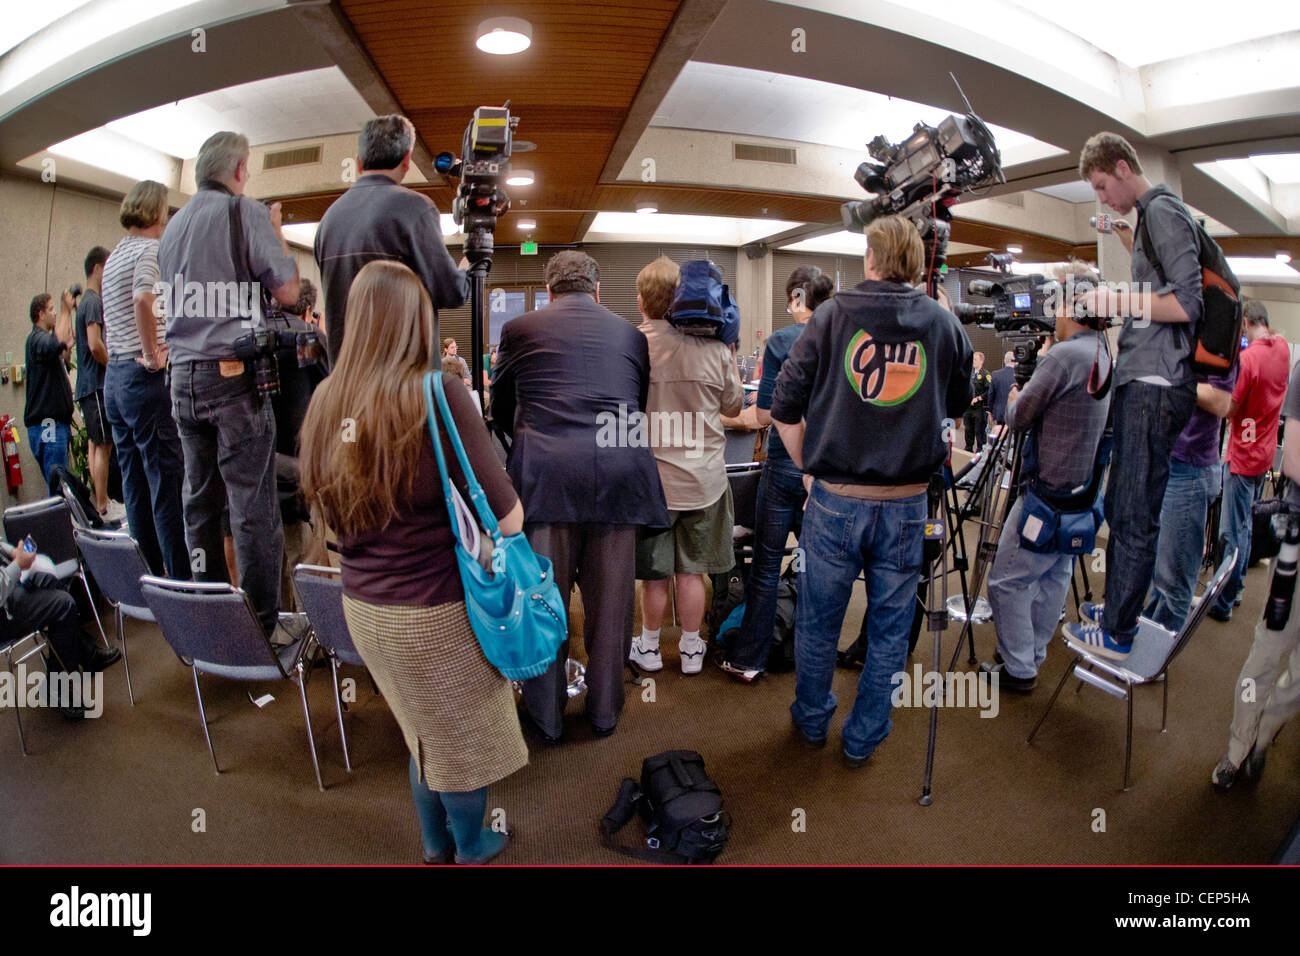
[435,105,517,263]
[841,108,1004,297]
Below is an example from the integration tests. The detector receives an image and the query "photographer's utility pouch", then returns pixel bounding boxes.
[1017,488,1060,553]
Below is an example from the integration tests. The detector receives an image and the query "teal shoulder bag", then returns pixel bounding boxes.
[423,372,567,680]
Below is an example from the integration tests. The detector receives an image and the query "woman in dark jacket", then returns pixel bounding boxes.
[299,260,526,865]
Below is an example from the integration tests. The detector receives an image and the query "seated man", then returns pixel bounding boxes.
[630,256,744,675]
[1,540,119,718]
[981,264,1112,691]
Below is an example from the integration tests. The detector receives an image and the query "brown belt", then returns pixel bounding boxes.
[818,480,927,501]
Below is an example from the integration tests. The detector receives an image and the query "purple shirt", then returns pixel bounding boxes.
[1172,366,1237,467]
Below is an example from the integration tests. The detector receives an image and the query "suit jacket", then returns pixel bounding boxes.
[989,365,1016,425]
[492,293,669,528]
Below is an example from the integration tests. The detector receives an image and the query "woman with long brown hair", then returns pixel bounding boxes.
[299,260,526,865]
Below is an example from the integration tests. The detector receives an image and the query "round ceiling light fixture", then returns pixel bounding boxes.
[506,169,535,186]
[476,17,532,55]
[517,219,537,230]
[1277,251,1293,264]
[1006,244,1023,255]
[636,201,658,215]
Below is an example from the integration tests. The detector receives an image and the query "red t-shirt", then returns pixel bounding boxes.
[1228,334,1291,476]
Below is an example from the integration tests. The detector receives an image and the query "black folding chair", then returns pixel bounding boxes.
[141,576,323,791]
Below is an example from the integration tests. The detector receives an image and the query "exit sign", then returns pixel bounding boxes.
[521,241,538,255]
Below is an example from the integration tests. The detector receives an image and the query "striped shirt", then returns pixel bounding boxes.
[102,235,165,357]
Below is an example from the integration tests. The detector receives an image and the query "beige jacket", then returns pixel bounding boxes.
[639,319,744,511]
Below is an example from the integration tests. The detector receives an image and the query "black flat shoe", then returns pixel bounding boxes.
[85,647,121,672]
[423,848,454,865]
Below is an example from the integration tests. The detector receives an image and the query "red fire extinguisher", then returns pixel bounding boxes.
[1,415,22,496]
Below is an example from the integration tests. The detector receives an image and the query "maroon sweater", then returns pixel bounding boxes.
[338,373,518,607]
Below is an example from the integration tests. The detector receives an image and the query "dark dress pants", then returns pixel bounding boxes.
[521,522,636,737]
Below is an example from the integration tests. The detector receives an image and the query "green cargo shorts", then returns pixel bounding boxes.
[636,486,736,579]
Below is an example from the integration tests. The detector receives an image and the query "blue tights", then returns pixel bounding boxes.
[408,756,506,860]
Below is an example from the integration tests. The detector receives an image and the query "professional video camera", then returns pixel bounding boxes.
[841,109,1004,296]
[434,105,517,262]
[233,314,324,398]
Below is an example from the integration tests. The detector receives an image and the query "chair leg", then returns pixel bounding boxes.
[7,651,27,757]
[1122,687,1134,792]
[297,662,324,792]
[79,572,110,649]
[331,657,352,773]
[1028,659,1075,743]
[191,668,220,775]
[1160,670,1169,734]
[117,606,134,707]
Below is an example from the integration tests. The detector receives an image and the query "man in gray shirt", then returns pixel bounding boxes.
[315,114,469,363]
[158,130,300,634]
[982,264,1112,690]
[1064,132,1203,661]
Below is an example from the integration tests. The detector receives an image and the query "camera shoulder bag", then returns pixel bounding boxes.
[1016,428,1109,556]
[1137,196,1242,377]
[600,750,730,864]
[423,371,568,680]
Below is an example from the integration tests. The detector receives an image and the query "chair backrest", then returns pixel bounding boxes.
[1168,540,1239,668]
[73,527,154,613]
[291,564,361,664]
[726,462,763,530]
[3,497,78,565]
[140,576,286,675]
[59,484,93,530]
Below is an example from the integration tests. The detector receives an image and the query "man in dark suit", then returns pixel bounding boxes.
[492,251,669,740]
[988,350,1017,429]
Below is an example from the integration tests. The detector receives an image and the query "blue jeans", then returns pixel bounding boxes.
[986,499,1075,679]
[1101,382,1196,643]
[105,360,190,579]
[1214,470,1266,614]
[730,457,806,670]
[171,362,282,633]
[790,483,926,759]
[26,422,70,493]
[1144,459,1220,631]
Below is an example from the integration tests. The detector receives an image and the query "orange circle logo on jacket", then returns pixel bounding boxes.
[844,330,926,405]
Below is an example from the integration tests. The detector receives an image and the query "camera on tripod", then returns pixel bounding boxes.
[232,321,323,398]
[435,105,518,262]
[840,110,1003,295]
[953,256,1101,337]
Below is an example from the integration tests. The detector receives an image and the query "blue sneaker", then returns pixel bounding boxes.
[1062,620,1132,660]
[1078,601,1103,626]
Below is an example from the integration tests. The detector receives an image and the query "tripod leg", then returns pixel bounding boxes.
[920,505,948,807]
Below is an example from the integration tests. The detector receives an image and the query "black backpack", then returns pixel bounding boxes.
[600,750,730,864]
[1137,198,1242,377]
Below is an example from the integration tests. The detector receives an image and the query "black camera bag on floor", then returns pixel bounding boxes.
[600,750,730,864]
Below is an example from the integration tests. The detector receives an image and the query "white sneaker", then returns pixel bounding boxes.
[628,637,663,672]
[101,500,127,524]
[679,636,707,675]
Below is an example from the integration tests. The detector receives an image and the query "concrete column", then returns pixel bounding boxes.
[734,249,773,352]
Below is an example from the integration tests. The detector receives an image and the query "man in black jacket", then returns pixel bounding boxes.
[987,351,1016,430]
[315,115,469,362]
[492,251,669,740]
[771,215,972,767]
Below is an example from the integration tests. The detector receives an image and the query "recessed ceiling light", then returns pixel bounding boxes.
[1006,244,1023,255]
[1278,251,1293,264]
[506,169,534,186]
[636,201,658,215]
[476,17,532,55]
[517,219,536,230]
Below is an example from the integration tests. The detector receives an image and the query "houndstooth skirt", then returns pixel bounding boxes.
[340,595,528,792]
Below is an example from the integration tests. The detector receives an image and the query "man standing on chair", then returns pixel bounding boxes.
[770,215,971,767]
[1064,132,1204,661]
[629,256,744,677]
